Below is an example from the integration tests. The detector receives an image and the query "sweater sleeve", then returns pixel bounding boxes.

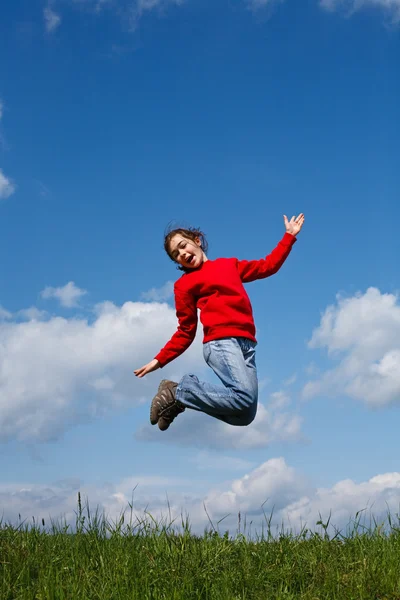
[154,286,198,368]
[237,233,297,283]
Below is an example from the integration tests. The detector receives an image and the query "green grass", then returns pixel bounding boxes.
[2,495,400,599]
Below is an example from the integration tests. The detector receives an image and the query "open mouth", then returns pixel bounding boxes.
[186,255,194,265]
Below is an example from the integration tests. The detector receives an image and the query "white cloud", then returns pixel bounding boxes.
[3,460,399,537]
[0,169,16,200]
[136,391,303,449]
[141,280,174,302]
[17,307,48,321]
[200,459,308,523]
[159,462,400,536]
[0,297,204,443]
[0,99,3,121]
[0,306,12,320]
[303,288,400,407]
[196,460,400,536]
[41,281,88,308]
[285,471,400,533]
[319,0,400,23]
[0,305,47,322]
[0,474,203,531]
[268,390,290,410]
[44,6,62,32]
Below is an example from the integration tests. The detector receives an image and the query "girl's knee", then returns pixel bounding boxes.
[233,400,257,426]
[240,408,257,426]
[236,389,258,421]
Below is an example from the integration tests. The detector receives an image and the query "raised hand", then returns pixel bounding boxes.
[283,213,305,236]
[134,359,160,378]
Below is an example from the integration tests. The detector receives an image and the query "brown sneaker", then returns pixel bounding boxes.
[149,380,185,430]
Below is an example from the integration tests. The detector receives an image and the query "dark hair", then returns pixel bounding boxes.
[164,226,208,271]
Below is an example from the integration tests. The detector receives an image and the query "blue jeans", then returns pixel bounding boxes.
[175,337,258,426]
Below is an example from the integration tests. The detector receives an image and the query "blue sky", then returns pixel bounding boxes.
[0,0,399,535]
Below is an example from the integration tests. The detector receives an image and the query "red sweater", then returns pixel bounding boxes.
[155,232,297,367]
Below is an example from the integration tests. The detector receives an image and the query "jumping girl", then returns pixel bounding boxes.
[134,213,305,431]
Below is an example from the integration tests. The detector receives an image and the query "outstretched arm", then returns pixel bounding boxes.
[237,213,305,283]
[134,287,198,377]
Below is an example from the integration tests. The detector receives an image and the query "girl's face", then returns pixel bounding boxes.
[169,234,207,270]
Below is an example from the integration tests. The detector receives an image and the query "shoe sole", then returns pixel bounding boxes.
[158,417,170,431]
[150,380,173,425]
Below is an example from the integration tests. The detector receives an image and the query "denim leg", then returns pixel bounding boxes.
[175,337,258,426]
